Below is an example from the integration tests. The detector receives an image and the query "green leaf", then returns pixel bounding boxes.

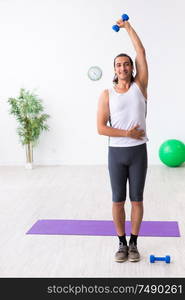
[7,88,50,146]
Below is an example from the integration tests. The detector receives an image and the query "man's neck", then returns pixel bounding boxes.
[116,80,131,89]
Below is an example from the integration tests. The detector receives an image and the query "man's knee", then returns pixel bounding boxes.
[131,200,143,207]
[112,200,125,208]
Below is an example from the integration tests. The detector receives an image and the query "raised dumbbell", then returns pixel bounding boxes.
[112,14,129,32]
[150,255,171,264]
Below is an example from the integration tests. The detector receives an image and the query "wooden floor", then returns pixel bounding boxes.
[0,164,184,278]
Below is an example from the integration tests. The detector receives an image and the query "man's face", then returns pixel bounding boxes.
[114,57,133,81]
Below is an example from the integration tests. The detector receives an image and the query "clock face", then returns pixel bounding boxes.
[87,66,102,81]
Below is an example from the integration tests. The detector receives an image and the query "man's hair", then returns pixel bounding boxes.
[113,53,135,84]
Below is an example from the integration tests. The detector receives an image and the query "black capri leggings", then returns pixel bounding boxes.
[108,143,148,202]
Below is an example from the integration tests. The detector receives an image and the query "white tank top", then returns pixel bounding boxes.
[108,81,149,147]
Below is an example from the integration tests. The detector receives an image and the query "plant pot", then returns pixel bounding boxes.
[25,142,33,169]
[25,162,33,169]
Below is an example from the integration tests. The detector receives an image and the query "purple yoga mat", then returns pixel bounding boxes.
[26,220,180,237]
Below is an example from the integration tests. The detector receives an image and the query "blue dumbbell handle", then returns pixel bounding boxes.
[156,257,165,261]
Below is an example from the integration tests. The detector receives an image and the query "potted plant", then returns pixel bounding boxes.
[8,88,50,169]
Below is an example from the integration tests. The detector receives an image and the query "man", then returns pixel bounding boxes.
[97,18,148,262]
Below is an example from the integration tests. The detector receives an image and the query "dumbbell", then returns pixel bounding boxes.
[150,255,171,264]
[112,14,129,32]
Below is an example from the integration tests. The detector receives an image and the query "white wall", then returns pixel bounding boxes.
[0,0,185,165]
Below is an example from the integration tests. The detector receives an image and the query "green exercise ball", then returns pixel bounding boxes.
[159,139,185,167]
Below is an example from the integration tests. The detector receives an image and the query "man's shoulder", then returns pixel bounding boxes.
[99,89,110,105]
[100,89,109,97]
[102,88,109,93]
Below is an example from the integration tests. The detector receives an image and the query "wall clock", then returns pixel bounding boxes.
[87,66,102,81]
